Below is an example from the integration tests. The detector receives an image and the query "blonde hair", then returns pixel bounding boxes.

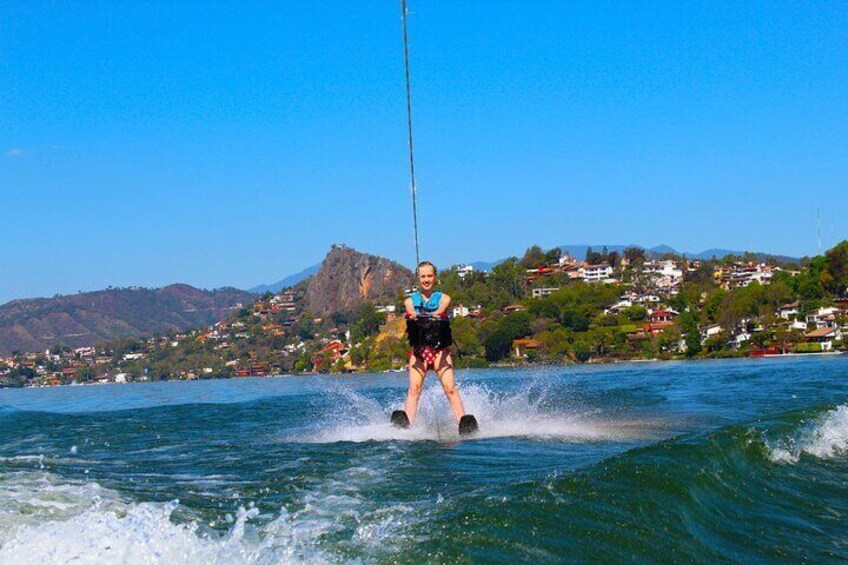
[417,261,438,275]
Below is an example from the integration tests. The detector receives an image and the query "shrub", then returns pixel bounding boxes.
[795,342,822,353]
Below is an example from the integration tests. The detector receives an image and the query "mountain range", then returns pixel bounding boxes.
[0,285,255,355]
[248,264,321,294]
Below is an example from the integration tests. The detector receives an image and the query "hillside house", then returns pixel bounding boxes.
[311,340,348,370]
[74,346,96,359]
[647,309,679,323]
[806,307,842,329]
[642,260,684,290]
[558,254,578,268]
[701,324,723,340]
[579,263,613,283]
[715,263,775,289]
[456,264,475,279]
[452,304,470,318]
[778,302,799,320]
[513,338,541,358]
[804,327,843,351]
[606,299,633,314]
[531,287,560,298]
[525,266,556,284]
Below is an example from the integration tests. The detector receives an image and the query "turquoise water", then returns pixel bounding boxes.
[2,356,848,563]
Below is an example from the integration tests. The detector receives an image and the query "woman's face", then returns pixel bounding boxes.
[418,265,436,292]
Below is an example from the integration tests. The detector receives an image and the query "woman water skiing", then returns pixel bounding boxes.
[392,261,477,434]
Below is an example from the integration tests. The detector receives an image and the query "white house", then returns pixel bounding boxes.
[606,299,633,314]
[806,307,841,328]
[74,346,97,358]
[734,332,751,347]
[580,263,613,283]
[789,319,808,331]
[558,254,577,268]
[701,324,723,340]
[531,287,560,298]
[642,260,684,289]
[451,304,470,318]
[804,327,843,351]
[778,302,799,320]
[456,264,475,279]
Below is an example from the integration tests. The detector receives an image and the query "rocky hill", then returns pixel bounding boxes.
[304,245,413,315]
[0,285,255,354]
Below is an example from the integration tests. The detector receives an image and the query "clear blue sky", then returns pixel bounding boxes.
[2,1,846,303]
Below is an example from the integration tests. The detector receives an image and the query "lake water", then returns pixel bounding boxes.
[2,356,848,563]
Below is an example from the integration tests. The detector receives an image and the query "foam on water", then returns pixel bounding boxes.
[291,381,663,443]
[0,497,261,565]
[0,453,424,563]
[767,404,848,464]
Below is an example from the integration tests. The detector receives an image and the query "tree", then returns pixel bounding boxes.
[572,340,591,362]
[499,311,533,339]
[585,246,603,265]
[451,317,483,358]
[680,311,702,357]
[623,305,647,321]
[685,261,715,285]
[490,259,526,300]
[825,241,848,296]
[544,247,562,265]
[624,246,646,265]
[350,302,385,343]
[528,297,559,319]
[484,328,513,361]
[520,245,547,269]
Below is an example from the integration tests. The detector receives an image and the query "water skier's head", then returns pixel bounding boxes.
[417,261,437,293]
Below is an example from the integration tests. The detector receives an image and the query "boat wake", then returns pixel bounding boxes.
[287,381,667,443]
[765,403,848,463]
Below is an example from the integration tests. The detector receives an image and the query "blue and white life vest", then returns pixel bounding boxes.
[410,291,443,316]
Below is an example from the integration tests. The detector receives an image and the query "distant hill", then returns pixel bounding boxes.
[304,245,413,316]
[0,285,256,355]
[249,263,321,294]
[465,244,800,271]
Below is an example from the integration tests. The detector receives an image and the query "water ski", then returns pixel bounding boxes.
[458,414,479,436]
[391,410,410,429]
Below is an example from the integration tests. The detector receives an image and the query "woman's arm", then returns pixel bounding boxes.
[434,293,452,317]
[404,297,417,318]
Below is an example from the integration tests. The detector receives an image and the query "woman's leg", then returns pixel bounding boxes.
[434,351,465,422]
[404,354,426,424]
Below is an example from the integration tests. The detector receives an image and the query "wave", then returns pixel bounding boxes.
[416,403,848,563]
[766,404,848,463]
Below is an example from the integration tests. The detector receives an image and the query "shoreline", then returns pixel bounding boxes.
[6,350,846,390]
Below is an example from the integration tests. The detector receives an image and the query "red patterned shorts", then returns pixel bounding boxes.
[410,346,449,370]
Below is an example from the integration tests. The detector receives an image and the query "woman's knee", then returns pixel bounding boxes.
[408,380,423,396]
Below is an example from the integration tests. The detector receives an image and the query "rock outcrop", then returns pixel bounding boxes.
[304,245,413,316]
